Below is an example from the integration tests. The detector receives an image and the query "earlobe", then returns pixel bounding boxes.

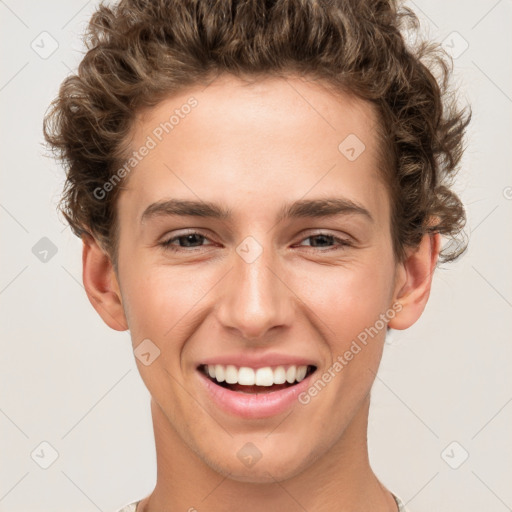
[388,233,441,330]
[82,234,128,331]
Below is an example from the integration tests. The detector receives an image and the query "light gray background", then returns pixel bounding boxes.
[1,1,511,511]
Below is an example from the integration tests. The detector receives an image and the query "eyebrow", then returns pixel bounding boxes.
[140,197,374,224]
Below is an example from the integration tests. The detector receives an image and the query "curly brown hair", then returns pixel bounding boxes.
[43,0,470,268]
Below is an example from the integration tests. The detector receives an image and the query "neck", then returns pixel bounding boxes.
[138,395,397,512]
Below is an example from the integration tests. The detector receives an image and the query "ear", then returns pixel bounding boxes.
[388,232,441,330]
[82,233,128,331]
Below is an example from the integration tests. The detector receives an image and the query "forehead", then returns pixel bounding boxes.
[118,74,389,228]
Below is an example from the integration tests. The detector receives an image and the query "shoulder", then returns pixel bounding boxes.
[393,493,410,512]
[115,496,409,511]
[114,501,140,512]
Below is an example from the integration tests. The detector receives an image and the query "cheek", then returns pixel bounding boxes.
[120,259,218,342]
[291,256,396,427]
[295,258,395,345]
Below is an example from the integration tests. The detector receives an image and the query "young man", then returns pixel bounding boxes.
[44,0,469,510]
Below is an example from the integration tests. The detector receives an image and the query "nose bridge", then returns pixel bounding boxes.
[216,236,291,340]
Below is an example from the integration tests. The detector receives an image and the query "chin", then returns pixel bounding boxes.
[203,447,314,484]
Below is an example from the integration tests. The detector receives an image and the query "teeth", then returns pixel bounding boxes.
[255,367,273,386]
[203,364,312,386]
[296,365,307,381]
[273,366,287,384]
[285,366,297,383]
[225,365,238,384]
[239,367,255,385]
[214,364,225,382]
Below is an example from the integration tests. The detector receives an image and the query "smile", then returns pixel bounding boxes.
[196,363,318,419]
[199,364,315,391]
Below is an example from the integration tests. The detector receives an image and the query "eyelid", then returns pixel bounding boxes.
[293,231,353,250]
[160,229,215,247]
[295,228,354,242]
[160,229,354,252]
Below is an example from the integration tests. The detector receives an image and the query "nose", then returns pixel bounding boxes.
[215,240,294,341]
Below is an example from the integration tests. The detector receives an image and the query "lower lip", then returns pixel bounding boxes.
[197,369,316,419]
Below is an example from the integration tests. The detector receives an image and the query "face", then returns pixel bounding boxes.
[109,74,403,482]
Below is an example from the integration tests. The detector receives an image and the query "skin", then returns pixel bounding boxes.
[82,74,440,511]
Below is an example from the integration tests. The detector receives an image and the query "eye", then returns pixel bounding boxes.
[160,231,214,251]
[296,232,352,251]
[159,231,352,253]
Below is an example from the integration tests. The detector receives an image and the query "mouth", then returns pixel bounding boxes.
[197,363,318,394]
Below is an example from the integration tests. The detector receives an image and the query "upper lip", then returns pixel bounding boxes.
[197,352,318,370]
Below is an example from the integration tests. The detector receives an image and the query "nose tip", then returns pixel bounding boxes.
[215,249,293,342]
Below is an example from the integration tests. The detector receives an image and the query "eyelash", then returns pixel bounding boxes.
[159,231,353,253]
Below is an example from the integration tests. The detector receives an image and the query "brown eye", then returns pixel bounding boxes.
[160,231,213,251]
[298,233,352,251]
